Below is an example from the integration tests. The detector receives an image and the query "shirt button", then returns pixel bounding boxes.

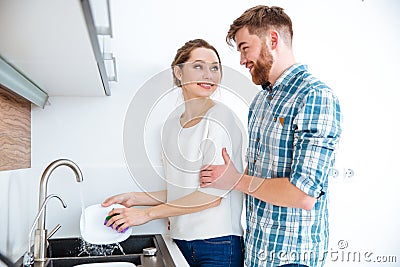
[253,159,257,163]
[273,117,277,122]
[268,95,273,100]
[256,138,260,142]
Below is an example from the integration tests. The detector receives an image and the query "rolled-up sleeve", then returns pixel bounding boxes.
[290,88,342,198]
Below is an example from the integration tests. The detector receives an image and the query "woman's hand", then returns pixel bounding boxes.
[104,207,151,232]
[101,192,137,208]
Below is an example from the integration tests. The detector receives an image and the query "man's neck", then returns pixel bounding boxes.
[269,50,296,86]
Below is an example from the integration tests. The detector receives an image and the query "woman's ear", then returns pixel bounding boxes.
[173,65,182,80]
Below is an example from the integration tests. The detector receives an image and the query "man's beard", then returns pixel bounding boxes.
[252,43,273,85]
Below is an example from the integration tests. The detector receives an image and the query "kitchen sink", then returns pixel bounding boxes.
[15,235,175,267]
[47,235,155,258]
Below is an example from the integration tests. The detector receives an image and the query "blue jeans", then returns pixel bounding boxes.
[174,235,244,267]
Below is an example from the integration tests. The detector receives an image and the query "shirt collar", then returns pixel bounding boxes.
[261,81,273,92]
[274,63,308,88]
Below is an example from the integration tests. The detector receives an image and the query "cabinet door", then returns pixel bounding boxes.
[0,86,31,170]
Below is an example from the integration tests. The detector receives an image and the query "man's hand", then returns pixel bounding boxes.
[200,148,242,190]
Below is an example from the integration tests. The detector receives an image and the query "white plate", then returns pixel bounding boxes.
[80,204,132,245]
[74,262,136,267]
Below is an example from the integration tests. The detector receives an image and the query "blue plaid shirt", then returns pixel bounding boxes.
[244,64,342,267]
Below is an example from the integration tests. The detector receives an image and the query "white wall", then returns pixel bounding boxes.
[1,0,399,265]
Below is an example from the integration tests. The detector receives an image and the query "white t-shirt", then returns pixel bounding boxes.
[161,102,244,241]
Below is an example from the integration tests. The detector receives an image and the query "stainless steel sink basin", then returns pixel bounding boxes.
[47,235,155,258]
[16,235,175,267]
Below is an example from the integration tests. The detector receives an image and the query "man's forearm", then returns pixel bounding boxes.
[235,174,316,210]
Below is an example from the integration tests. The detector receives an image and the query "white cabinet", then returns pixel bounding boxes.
[0,0,116,102]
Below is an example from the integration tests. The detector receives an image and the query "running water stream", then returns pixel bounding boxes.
[79,184,86,236]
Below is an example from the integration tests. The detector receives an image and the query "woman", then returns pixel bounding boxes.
[103,39,244,266]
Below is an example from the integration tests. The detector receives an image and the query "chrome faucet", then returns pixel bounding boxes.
[33,159,83,262]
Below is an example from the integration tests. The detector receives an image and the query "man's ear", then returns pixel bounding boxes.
[269,30,279,49]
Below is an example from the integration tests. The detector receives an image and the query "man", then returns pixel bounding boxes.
[200,5,342,267]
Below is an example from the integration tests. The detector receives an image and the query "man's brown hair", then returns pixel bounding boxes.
[226,5,293,47]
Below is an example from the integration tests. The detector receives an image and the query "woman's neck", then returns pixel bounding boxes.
[180,97,214,128]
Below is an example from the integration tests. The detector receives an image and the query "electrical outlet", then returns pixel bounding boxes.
[330,168,340,178]
[344,168,354,178]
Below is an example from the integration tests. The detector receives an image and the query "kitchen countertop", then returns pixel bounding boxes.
[160,234,189,267]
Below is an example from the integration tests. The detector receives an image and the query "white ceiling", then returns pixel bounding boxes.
[0,0,106,97]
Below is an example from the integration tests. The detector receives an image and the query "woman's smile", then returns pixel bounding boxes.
[197,82,215,90]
